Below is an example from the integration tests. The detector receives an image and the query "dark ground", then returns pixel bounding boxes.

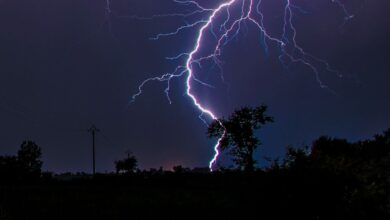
[0,170,387,220]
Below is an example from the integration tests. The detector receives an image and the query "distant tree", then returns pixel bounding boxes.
[172,165,190,173]
[310,136,356,173]
[115,153,138,174]
[17,140,43,175]
[283,146,311,170]
[173,165,183,173]
[208,105,273,172]
[282,137,357,173]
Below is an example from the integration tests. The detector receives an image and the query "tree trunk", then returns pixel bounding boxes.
[244,147,255,172]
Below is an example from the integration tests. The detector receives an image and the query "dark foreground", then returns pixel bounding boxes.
[0,170,388,220]
[2,130,390,219]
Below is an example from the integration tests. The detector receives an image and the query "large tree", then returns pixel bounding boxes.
[208,105,273,171]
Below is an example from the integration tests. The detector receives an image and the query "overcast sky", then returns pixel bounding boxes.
[0,0,388,172]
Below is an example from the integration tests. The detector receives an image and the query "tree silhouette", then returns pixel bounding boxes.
[208,105,273,171]
[283,146,311,170]
[17,140,42,176]
[278,130,390,217]
[0,156,19,180]
[173,165,190,173]
[115,153,138,174]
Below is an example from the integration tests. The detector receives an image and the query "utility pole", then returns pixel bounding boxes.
[88,125,100,175]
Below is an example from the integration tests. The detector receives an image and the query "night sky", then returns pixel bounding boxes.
[0,0,389,173]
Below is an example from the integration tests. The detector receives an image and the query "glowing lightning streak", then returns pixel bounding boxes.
[127,0,359,171]
[184,0,237,171]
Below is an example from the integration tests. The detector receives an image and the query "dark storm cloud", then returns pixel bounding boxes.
[0,0,388,172]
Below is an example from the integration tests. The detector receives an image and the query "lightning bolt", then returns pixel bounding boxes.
[126,0,357,171]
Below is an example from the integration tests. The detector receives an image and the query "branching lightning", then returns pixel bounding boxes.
[121,0,357,171]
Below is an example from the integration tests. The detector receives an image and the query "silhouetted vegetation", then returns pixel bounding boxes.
[0,140,42,182]
[115,153,138,174]
[283,130,390,218]
[172,165,191,173]
[0,129,389,219]
[208,105,273,171]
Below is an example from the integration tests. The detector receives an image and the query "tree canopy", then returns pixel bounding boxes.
[115,153,138,174]
[18,140,43,174]
[0,140,42,181]
[208,105,273,171]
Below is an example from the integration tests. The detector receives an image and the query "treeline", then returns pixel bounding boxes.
[0,130,389,219]
[276,129,390,218]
